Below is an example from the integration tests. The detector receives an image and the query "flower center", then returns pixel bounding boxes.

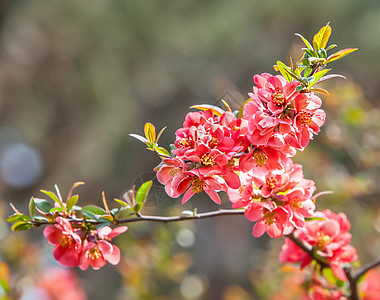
[60,234,74,248]
[266,177,277,191]
[253,149,268,167]
[265,211,276,225]
[316,232,332,249]
[298,111,313,126]
[291,200,303,209]
[208,137,218,148]
[272,89,286,106]
[179,138,191,147]
[201,154,215,166]
[169,169,177,176]
[89,247,102,260]
[191,176,205,193]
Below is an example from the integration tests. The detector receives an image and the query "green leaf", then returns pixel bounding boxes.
[109,208,119,217]
[82,205,107,216]
[156,147,170,156]
[310,69,330,83]
[67,195,79,211]
[322,268,345,288]
[11,221,32,231]
[310,88,329,96]
[134,180,153,212]
[156,126,167,143]
[326,44,337,51]
[28,197,35,218]
[5,213,30,223]
[81,210,97,219]
[32,216,49,222]
[49,207,66,214]
[327,48,358,63]
[305,217,326,221]
[190,104,225,117]
[318,49,327,59]
[129,134,149,144]
[33,198,53,213]
[294,33,313,50]
[275,61,293,82]
[114,198,130,207]
[313,23,332,51]
[144,123,156,143]
[96,221,111,229]
[40,190,64,207]
[100,215,114,222]
[146,141,157,149]
[315,74,346,85]
[303,48,316,57]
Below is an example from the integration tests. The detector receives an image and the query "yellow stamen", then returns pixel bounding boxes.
[272,89,286,106]
[191,177,205,193]
[201,154,215,166]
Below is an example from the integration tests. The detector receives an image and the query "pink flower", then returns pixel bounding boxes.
[156,157,188,198]
[243,73,326,157]
[177,169,223,204]
[285,93,326,149]
[359,269,380,300]
[306,285,345,300]
[43,217,82,267]
[79,226,127,270]
[279,210,358,281]
[37,267,87,300]
[250,205,293,238]
[251,73,300,115]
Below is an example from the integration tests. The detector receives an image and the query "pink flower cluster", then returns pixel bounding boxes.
[244,73,325,153]
[279,209,357,281]
[157,109,247,204]
[155,73,327,238]
[44,217,127,270]
[227,158,316,238]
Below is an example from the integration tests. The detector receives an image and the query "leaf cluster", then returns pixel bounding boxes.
[130,123,170,157]
[274,23,357,95]
[6,181,153,230]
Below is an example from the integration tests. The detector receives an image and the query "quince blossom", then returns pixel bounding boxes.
[227,158,316,238]
[43,217,82,268]
[279,209,358,281]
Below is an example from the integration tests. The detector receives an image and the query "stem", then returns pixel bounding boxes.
[31,209,245,227]
[287,231,330,268]
[354,257,380,283]
[343,264,359,300]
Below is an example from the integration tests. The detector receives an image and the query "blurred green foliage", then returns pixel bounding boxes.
[1,0,380,299]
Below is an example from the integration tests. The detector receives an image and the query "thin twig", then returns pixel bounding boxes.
[287,231,330,268]
[31,209,246,227]
[344,264,359,300]
[354,257,380,283]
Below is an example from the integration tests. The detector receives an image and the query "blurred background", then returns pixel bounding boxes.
[1,0,380,299]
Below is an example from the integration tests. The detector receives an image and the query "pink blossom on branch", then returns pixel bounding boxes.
[279,209,358,281]
[79,226,127,270]
[243,73,325,154]
[227,158,316,238]
[43,217,82,268]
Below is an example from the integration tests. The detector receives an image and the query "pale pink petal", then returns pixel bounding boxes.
[44,226,62,245]
[108,226,128,239]
[252,221,266,237]
[181,188,195,204]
